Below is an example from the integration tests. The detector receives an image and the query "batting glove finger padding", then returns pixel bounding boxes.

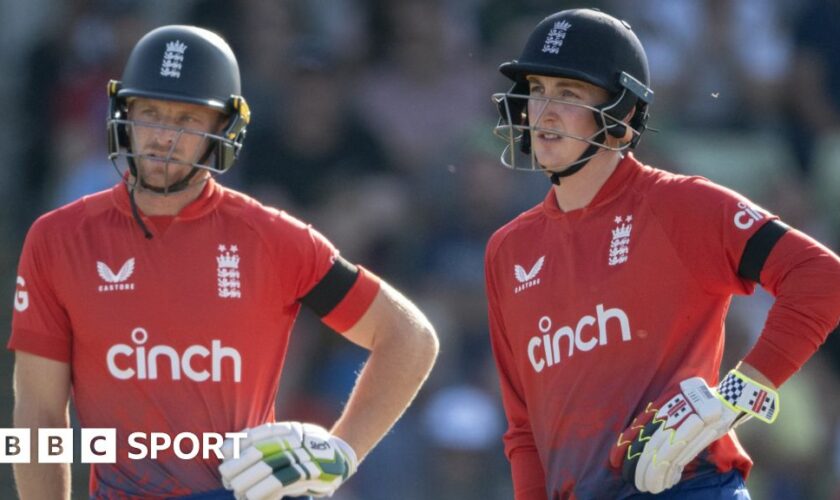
[610,370,778,494]
[218,422,358,500]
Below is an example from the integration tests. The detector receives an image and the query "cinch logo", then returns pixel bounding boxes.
[733,202,764,230]
[107,327,242,382]
[97,258,136,292]
[527,304,632,373]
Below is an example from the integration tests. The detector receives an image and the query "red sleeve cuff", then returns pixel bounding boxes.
[321,266,381,332]
[7,328,71,363]
[510,447,548,500]
[743,335,806,387]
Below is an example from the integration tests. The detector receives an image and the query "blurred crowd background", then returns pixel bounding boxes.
[1,0,839,498]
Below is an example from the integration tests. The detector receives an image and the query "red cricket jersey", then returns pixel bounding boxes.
[485,154,829,498]
[9,179,379,498]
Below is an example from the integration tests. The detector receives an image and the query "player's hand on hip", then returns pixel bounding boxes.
[609,370,779,494]
[218,421,358,500]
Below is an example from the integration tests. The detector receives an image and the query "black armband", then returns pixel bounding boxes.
[737,220,790,283]
[300,256,360,317]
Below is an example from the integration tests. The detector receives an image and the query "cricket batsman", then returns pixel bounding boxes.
[486,8,840,499]
[9,25,438,499]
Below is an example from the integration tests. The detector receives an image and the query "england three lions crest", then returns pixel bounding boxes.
[217,244,241,299]
[609,215,633,266]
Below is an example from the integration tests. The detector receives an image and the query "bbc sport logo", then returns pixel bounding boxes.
[0,428,247,463]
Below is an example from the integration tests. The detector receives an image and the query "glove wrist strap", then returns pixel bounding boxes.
[717,369,779,424]
[332,435,359,478]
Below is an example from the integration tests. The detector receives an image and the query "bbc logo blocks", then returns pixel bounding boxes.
[1,428,116,463]
[0,429,29,463]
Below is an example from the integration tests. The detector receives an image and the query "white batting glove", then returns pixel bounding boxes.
[218,422,358,500]
[611,370,778,494]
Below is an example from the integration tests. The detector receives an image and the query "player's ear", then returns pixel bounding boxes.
[619,110,635,143]
[604,109,636,147]
[611,108,636,144]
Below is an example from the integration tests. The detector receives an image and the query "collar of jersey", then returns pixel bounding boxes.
[112,177,224,221]
[541,153,641,219]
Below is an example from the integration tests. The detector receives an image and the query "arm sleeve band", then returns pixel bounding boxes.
[320,266,381,332]
[738,220,790,283]
[300,256,360,317]
[742,227,840,386]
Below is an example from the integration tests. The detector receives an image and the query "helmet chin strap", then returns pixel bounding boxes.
[127,167,204,240]
[125,145,215,239]
[548,131,607,185]
[128,187,154,240]
[128,166,207,238]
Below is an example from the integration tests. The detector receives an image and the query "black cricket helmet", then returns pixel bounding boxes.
[492,8,653,172]
[107,25,250,181]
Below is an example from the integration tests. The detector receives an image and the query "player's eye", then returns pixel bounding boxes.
[560,89,581,99]
[139,108,158,119]
[178,115,198,125]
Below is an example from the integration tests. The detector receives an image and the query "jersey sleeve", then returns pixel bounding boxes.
[647,175,840,386]
[317,264,381,333]
[485,239,548,500]
[272,211,380,332]
[742,227,840,385]
[8,217,73,362]
[647,175,777,295]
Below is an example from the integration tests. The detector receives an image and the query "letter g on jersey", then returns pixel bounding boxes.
[14,276,29,312]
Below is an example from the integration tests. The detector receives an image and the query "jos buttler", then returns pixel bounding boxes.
[9,25,438,500]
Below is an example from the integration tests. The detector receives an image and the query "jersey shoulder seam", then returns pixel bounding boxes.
[639,170,723,295]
